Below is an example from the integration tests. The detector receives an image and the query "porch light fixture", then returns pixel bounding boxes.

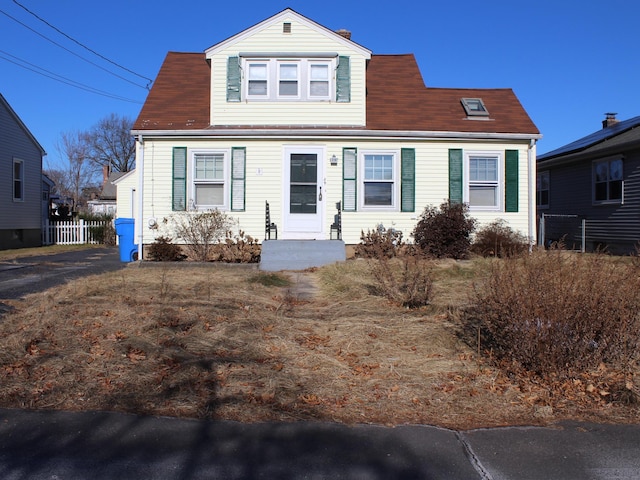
[330,154,338,165]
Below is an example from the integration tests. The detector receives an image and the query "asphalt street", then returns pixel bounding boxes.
[0,409,639,480]
[0,247,125,301]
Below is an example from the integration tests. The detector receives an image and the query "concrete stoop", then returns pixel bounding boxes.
[260,240,346,271]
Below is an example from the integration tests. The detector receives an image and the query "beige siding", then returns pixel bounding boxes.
[114,170,138,219]
[208,15,367,127]
[138,138,532,246]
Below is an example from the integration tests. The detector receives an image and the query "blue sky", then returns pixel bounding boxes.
[2,1,639,170]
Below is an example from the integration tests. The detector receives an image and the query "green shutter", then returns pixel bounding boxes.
[401,148,415,212]
[448,149,463,204]
[172,147,187,211]
[231,147,246,211]
[505,149,519,212]
[336,56,350,103]
[343,148,357,211]
[227,56,241,102]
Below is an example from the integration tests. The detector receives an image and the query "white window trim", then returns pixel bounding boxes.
[307,61,331,100]
[463,151,503,212]
[13,158,24,202]
[277,62,300,99]
[189,149,229,211]
[246,61,270,99]
[242,58,334,102]
[358,150,399,211]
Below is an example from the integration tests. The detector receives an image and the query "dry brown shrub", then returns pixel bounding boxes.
[369,256,434,308]
[468,249,640,378]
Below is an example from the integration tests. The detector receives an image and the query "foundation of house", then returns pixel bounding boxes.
[259,240,346,271]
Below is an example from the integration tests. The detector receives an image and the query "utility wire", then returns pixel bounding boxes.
[12,0,153,88]
[0,49,143,104]
[0,8,150,90]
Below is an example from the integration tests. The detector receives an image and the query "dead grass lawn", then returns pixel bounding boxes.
[0,258,637,430]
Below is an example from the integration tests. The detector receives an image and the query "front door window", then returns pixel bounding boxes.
[290,154,317,214]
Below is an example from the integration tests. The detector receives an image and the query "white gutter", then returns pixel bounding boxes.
[131,128,542,142]
[136,135,144,261]
[528,138,537,249]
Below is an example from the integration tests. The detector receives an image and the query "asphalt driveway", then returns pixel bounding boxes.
[0,247,126,302]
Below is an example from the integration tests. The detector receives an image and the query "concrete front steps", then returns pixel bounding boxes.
[260,240,346,271]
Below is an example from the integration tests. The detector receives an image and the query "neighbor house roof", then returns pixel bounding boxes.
[1,93,46,155]
[538,115,640,164]
[133,52,539,136]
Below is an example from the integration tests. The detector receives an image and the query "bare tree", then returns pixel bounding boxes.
[52,131,98,209]
[86,113,135,173]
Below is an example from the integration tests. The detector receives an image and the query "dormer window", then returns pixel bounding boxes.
[226,54,351,103]
[242,57,333,101]
[461,98,489,117]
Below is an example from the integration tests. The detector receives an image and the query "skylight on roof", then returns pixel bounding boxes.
[461,98,489,117]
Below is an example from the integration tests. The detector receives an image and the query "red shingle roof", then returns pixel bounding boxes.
[134,52,210,131]
[133,52,539,135]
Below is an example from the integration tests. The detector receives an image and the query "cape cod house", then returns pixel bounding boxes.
[0,93,46,250]
[537,113,640,254]
[128,8,540,262]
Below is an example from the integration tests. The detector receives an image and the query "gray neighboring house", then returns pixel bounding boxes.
[0,93,46,250]
[537,113,640,254]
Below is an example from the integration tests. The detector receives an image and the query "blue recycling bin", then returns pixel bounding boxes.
[114,218,138,262]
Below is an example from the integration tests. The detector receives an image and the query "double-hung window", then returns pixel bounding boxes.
[247,63,268,97]
[193,152,226,209]
[361,152,397,209]
[13,159,24,201]
[537,171,549,208]
[308,62,330,99]
[278,63,298,97]
[465,152,502,210]
[593,158,623,203]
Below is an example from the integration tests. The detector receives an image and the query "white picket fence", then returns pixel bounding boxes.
[42,219,112,246]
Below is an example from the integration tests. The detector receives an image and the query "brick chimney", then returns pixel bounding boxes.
[102,165,110,184]
[602,112,619,128]
[335,29,351,40]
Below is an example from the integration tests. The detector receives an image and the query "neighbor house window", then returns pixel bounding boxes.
[465,152,502,210]
[360,152,397,209]
[13,159,24,201]
[537,171,549,208]
[593,158,623,203]
[192,152,226,209]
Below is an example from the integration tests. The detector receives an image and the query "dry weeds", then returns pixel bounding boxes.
[0,257,637,430]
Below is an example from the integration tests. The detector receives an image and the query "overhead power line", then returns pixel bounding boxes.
[0,7,150,90]
[12,0,153,87]
[0,49,143,104]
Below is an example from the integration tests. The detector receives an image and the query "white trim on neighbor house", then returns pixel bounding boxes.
[13,157,24,202]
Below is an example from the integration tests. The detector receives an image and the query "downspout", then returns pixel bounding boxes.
[137,135,144,260]
[528,138,537,251]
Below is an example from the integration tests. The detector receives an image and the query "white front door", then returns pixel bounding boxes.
[283,146,324,239]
